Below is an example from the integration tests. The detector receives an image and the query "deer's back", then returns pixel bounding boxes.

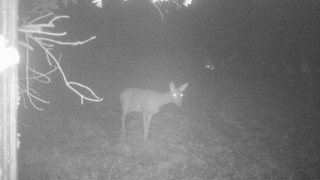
[119,88,166,114]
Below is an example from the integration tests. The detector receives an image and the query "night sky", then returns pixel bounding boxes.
[17,1,320,179]
[19,0,320,108]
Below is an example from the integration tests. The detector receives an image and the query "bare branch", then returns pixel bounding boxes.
[28,12,54,25]
[151,0,186,20]
[153,2,164,21]
[19,28,67,36]
[172,0,182,9]
[68,82,104,103]
[24,65,58,83]
[18,13,103,110]
[49,15,69,25]
[18,41,34,50]
[36,36,96,46]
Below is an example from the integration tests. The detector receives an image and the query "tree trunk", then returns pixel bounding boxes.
[0,0,19,180]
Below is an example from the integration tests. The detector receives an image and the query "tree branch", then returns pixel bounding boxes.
[18,13,103,110]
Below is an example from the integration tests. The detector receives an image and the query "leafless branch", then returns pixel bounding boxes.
[153,2,164,21]
[151,0,185,21]
[18,13,103,110]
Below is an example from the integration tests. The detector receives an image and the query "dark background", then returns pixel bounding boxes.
[18,0,320,179]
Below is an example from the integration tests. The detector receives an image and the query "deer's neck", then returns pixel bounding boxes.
[157,92,173,107]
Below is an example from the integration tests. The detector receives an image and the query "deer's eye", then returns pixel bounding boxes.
[173,93,177,97]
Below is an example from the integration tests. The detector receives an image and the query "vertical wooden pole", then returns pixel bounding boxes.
[0,0,19,179]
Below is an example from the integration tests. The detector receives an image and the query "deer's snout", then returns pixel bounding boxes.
[175,99,182,106]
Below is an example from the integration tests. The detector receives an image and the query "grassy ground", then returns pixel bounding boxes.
[18,74,319,180]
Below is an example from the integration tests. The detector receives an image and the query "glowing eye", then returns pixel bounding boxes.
[173,93,177,97]
[181,94,183,97]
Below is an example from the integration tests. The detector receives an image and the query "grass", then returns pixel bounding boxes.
[18,74,320,180]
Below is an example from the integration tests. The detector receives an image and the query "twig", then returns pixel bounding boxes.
[18,13,103,110]
[108,165,114,180]
[151,0,185,21]
[153,2,164,21]
[36,36,96,46]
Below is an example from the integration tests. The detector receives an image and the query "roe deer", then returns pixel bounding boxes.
[119,82,188,141]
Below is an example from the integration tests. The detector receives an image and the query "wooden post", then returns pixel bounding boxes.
[0,0,19,180]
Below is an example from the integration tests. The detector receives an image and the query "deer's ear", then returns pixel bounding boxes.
[179,83,188,92]
[169,82,175,91]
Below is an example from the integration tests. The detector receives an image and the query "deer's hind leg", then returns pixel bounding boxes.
[143,113,153,142]
[120,104,129,138]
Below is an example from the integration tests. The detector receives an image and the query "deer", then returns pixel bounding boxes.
[119,82,189,142]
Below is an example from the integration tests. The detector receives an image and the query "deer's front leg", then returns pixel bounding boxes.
[145,114,153,142]
[143,113,148,142]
